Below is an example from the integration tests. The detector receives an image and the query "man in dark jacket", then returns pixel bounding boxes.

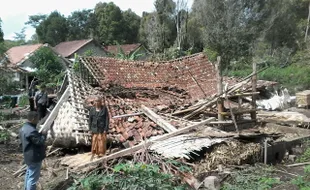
[34,84,48,120]
[19,111,47,190]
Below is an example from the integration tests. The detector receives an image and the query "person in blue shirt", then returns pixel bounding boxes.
[19,111,48,190]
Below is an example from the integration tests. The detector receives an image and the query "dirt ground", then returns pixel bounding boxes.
[0,136,68,190]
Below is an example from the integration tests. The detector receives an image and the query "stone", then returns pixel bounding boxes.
[203,176,220,190]
[288,155,297,162]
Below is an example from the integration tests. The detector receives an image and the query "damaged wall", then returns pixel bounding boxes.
[80,53,218,100]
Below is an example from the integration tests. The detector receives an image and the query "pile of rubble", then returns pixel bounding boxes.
[27,53,310,190]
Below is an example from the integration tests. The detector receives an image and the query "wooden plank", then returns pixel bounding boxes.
[39,87,70,132]
[286,162,310,168]
[220,109,256,116]
[141,105,177,132]
[227,92,260,98]
[74,117,216,170]
[112,112,144,119]
[251,62,257,120]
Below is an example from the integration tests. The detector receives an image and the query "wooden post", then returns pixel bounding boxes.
[216,56,224,121]
[25,73,29,90]
[251,61,257,120]
[264,139,268,164]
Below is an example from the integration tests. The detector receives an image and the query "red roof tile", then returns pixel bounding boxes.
[6,44,43,65]
[53,39,93,57]
[104,43,142,55]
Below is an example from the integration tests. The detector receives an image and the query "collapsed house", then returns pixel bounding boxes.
[39,53,283,172]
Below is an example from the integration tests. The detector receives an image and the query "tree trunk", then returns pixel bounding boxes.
[305,2,310,43]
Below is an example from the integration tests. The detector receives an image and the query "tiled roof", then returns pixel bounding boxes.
[104,43,142,55]
[53,39,93,57]
[80,53,218,100]
[6,44,43,65]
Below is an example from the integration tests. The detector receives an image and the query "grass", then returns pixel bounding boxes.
[221,165,282,190]
[226,64,310,93]
[297,140,310,163]
[68,163,190,190]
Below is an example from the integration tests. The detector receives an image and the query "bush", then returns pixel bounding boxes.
[68,163,189,190]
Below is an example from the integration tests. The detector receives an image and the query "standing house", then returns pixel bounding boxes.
[0,43,68,91]
[53,39,108,60]
[104,43,151,60]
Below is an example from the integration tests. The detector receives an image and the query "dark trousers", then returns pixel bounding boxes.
[37,104,47,120]
[29,98,36,111]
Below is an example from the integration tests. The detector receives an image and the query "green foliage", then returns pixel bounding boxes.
[297,141,310,162]
[35,11,68,46]
[0,129,10,143]
[67,9,95,41]
[115,42,145,60]
[291,166,310,190]
[25,14,47,28]
[222,166,281,190]
[68,163,189,190]
[0,71,20,95]
[203,48,218,63]
[122,9,141,44]
[29,47,64,86]
[94,2,126,45]
[0,18,3,43]
[13,27,26,45]
[18,95,29,107]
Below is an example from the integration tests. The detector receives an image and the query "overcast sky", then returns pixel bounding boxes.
[0,0,193,40]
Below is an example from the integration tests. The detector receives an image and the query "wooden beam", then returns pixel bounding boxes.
[216,56,224,122]
[286,162,310,168]
[39,87,70,133]
[141,105,177,132]
[112,112,144,119]
[75,117,216,170]
[251,62,257,120]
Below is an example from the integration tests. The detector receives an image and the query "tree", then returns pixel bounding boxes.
[0,71,19,95]
[29,47,64,86]
[191,0,270,68]
[0,18,4,43]
[35,11,68,46]
[67,9,96,41]
[139,12,162,52]
[13,27,26,45]
[25,14,47,28]
[154,0,177,50]
[173,0,188,49]
[122,9,141,43]
[94,2,125,45]
[0,18,5,55]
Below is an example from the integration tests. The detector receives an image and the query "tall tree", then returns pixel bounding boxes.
[0,18,3,43]
[139,12,162,52]
[25,14,47,28]
[154,0,177,50]
[0,18,5,55]
[94,2,125,45]
[173,0,188,49]
[35,11,68,46]
[13,27,26,45]
[122,9,141,43]
[192,0,270,67]
[67,9,96,41]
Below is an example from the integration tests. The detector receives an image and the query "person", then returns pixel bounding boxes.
[28,85,38,111]
[19,111,48,190]
[34,84,48,120]
[88,96,109,157]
